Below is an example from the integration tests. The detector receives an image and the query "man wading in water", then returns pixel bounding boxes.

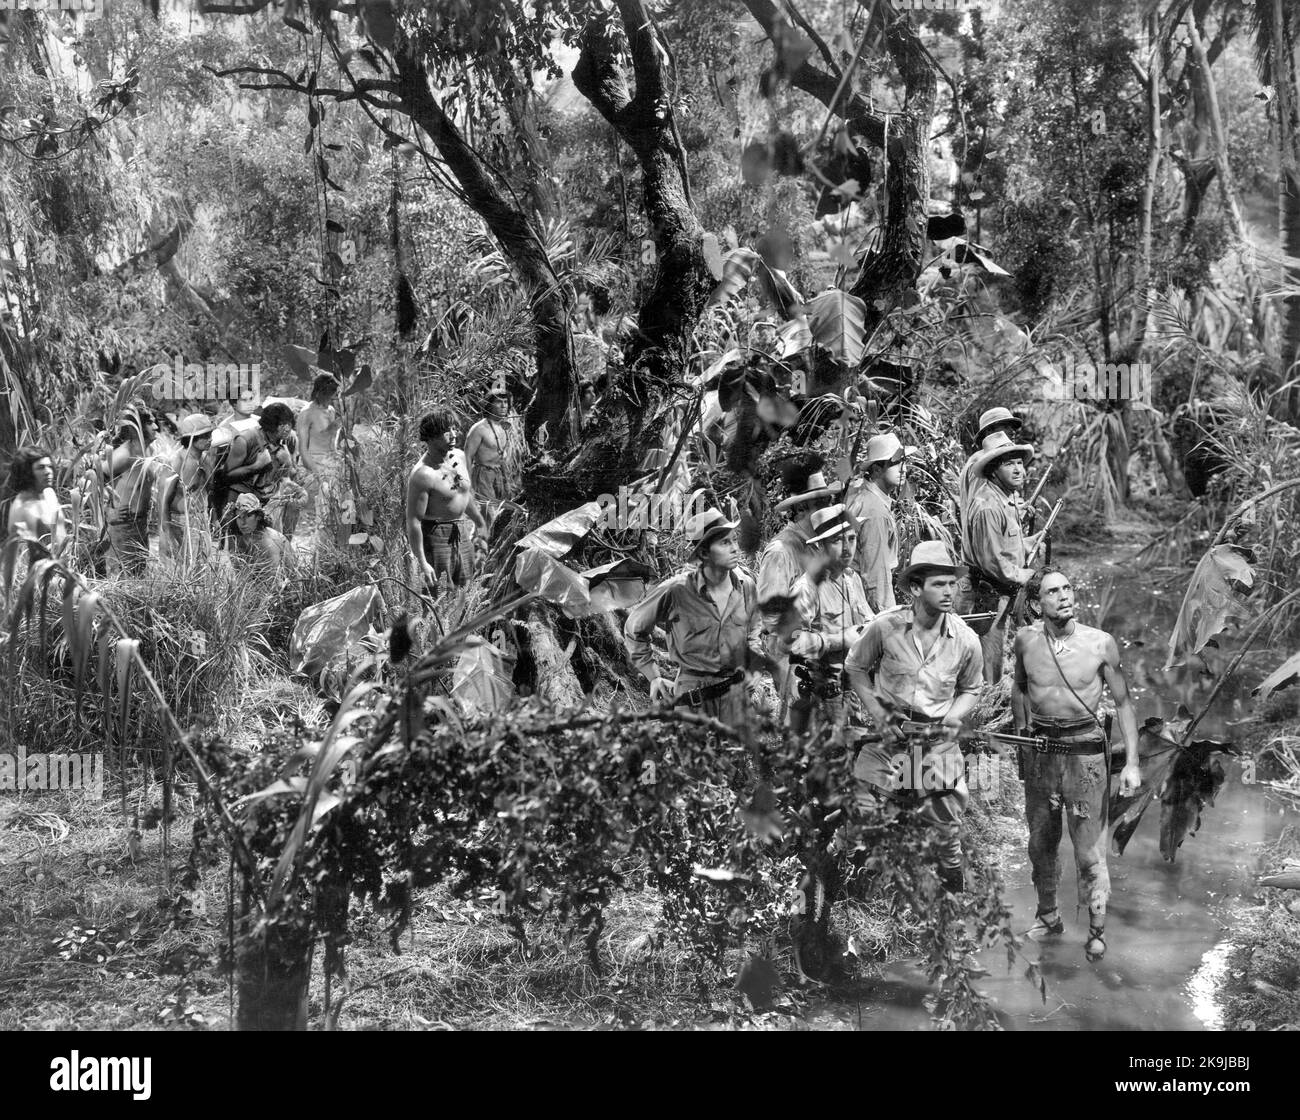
[406,409,487,592]
[1011,566,1142,962]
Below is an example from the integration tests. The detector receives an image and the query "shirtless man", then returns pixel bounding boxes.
[103,407,159,576]
[296,372,343,517]
[160,414,215,562]
[1011,566,1142,962]
[406,409,488,591]
[4,446,68,555]
[462,389,512,505]
[219,403,296,538]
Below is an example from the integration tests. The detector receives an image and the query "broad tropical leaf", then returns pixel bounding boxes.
[707,248,761,306]
[1253,650,1300,702]
[1163,544,1254,668]
[806,289,868,366]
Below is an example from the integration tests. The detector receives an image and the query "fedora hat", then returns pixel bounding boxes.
[806,503,855,545]
[975,406,1023,446]
[863,432,918,466]
[686,506,739,547]
[898,540,967,584]
[969,429,1035,478]
[775,469,844,513]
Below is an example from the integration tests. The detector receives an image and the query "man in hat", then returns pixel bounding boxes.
[407,409,488,592]
[1011,566,1142,962]
[846,433,912,612]
[463,387,514,508]
[160,413,215,561]
[758,459,842,703]
[784,504,874,735]
[624,507,758,727]
[961,430,1044,683]
[231,491,294,578]
[958,407,1023,537]
[845,541,983,893]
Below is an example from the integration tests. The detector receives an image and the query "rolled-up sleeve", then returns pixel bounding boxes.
[623,580,675,674]
[955,632,984,699]
[757,542,802,629]
[845,618,885,682]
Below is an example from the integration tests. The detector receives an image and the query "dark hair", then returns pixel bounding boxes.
[311,372,341,400]
[906,569,957,596]
[1025,565,1065,616]
[259,402,296,433]
[418,409,457,443]
[113,407,155,448]
[7,445,52,494]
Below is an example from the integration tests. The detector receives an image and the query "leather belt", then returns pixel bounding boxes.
[1029,731,1105,756]
[676,668,744,708]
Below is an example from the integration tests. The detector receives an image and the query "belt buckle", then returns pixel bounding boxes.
[1032,736,1050,754]
[686,686,704,707]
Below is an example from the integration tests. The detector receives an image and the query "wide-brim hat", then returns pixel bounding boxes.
[775,469,845,513]
[863,432,918,466]
[233,492,262,515]
[975,406,1023,445]
[687,506,739,547]
[969,429,1035,478]
[179,413,216,440]
[807,503,854,545]
[898,540,967,584]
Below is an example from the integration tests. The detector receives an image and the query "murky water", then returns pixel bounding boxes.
[821,545,1300,1031]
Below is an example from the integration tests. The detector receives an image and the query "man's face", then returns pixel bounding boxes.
[235,511,259,535]
[1035,572,1075,623]
[837,528,857,565]
[191,434,212,455]
[319,383,339,405]
[993,454,1026,491]
[271,422,293,446]
[914,573,958,614]
[32,457,54,490]
[490,396,509,418]
[984,421,1018,446]
[704,529,739,569]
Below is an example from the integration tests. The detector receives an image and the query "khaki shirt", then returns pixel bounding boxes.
[847,481,898,611]
[756,523,812,631]
[624,565,757,682]
[962,484,1032,589]
[845,607,983,719]
[790,568,874,660]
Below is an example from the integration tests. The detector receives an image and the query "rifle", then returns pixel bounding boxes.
[992,498,1064,631]
[858,721,1045,757]
[1024,421,1084,520]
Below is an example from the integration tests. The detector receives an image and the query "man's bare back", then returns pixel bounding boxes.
[1013,621,1112,721]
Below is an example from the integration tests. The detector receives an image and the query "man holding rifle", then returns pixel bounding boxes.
[1011,567,1142,962]
[845,541,983,894]
[961,430,1044,683]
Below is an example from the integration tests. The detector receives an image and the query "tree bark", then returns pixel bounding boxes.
[1270,0,1300,415]
[570,0,713,498]
[391,52,577,448]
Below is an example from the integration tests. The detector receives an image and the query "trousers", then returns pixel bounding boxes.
[1020,743,1110,915]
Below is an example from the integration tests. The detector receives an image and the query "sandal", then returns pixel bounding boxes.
[1026,907,1064,939]
[1085,924,1106,962]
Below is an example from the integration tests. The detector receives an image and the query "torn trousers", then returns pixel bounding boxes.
[1020,730,1110,916]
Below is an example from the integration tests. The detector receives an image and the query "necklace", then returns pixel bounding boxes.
[1045,623,1075,656]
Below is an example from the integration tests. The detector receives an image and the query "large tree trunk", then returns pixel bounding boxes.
[392,52,578,450]
[570,0,713,500]
[1270,0,1300,414]
[236,917,313,1031]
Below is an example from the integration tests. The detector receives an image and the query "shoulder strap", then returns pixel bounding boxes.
[1040,630,1104,730]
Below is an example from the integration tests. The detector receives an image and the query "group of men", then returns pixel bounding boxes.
[622,407,1143,962]
[4,370,352,578]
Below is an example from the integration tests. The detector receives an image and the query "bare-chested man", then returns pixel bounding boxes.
[462,389,512,505]
[1011,566,1142,962]
[160,414,215,562]
[296,371,343,518]
[5,446,68,554]
[103,407,159,576]
[406,409,488,591]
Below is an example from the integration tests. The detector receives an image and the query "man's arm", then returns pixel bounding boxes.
[942,632,985,729]
[1101,633,1142,794]
[1010,630,1031,732]
[854,510,891,612]
[405,469,432,581]
[223,435,271,482]
[295,411,318,473]
[623,579,677,701]
[845,621,895,739]
[463,421,484,471]
[104,442,135,481]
